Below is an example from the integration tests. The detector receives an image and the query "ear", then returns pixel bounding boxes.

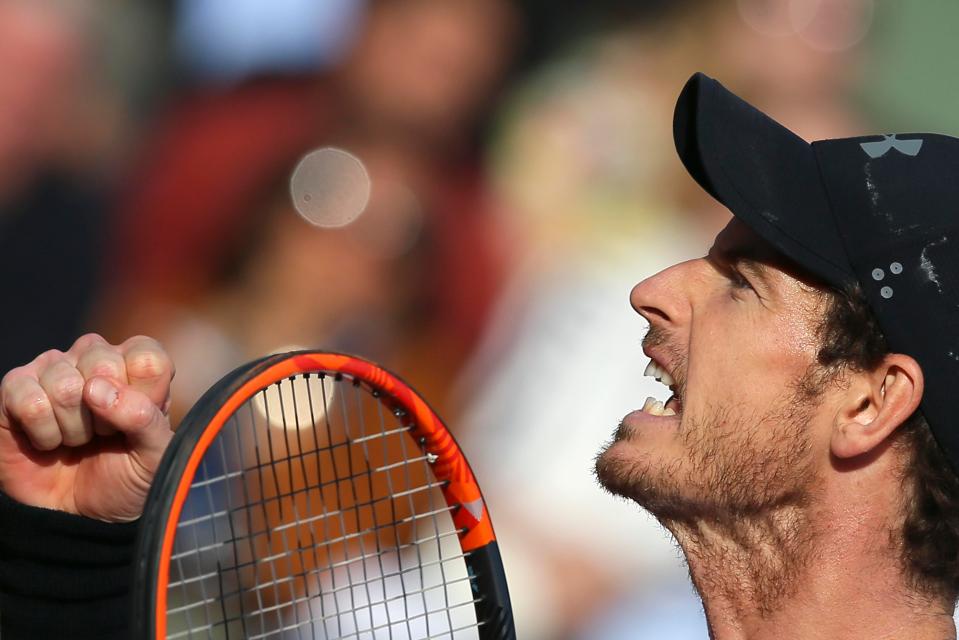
[830,354,924,459]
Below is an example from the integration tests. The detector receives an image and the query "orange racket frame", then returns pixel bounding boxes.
[132,351,514,639]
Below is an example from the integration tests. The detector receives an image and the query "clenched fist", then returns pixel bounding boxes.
[0,334,175,522]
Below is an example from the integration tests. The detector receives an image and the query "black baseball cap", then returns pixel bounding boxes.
[673,72,959,470]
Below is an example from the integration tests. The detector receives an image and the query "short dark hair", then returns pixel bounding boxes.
[816,283,959,606]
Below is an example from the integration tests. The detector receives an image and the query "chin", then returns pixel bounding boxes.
[596,434,679,504]
[597,418,730,526]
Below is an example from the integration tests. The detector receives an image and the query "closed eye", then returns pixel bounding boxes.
[726,267,753,291]
[705,251,754,293]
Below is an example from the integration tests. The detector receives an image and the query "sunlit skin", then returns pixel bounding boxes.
[601,219,827,520]
[596,218,953,640]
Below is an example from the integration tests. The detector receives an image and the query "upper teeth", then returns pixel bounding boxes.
[644,360,674,386]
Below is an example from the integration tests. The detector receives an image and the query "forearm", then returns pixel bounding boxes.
[0,491,138,639]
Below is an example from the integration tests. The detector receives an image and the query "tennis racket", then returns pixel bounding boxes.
[132,351,514,639]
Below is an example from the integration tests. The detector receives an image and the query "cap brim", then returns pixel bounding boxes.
[673,73,856,288]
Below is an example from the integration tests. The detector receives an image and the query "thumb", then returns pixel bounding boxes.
[85,376,173,471]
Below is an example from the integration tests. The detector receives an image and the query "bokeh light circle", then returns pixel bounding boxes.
[290,147,371,228]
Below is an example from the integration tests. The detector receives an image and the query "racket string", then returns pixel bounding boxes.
[169,547,475,613]
[170,599,486,640]
[172,451,433,534]
[253,391,301,636]
[351,380,396,640]
[374,388,422,640]
[275,382,317,639]
[165,373,480,639]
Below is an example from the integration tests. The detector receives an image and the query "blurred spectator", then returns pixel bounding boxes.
[100,0,520,423]
[512,0,699,77]
[174,0,365,84]
[0,1,132,373]
[456,1,872,638]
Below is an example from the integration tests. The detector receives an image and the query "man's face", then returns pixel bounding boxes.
[596,219,834,523]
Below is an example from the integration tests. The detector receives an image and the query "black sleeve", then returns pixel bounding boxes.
[0,492,138,639]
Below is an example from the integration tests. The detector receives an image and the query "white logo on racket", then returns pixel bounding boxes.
[463,498,485,521]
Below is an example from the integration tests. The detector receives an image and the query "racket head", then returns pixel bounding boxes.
[133,351,513,639]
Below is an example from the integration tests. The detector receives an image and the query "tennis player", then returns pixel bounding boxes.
[2,72,959,640]
[596,73,959,639]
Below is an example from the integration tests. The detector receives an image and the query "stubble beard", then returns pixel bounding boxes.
[595,392,817,521]
[594,373,825,615]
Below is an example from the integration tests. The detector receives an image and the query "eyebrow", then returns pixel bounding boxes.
[707,244,777,290]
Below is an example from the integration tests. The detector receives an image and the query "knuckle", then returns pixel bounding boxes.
[126,350,171,381]
[125,334,161,347]
[72,333,107,351]
[124,335,165,355]
[128,401,157,429]
[38,349,66,365]
[49,374,84,408]
[1,366,27,389]
[82,349,124,378]
[18,392,54,426]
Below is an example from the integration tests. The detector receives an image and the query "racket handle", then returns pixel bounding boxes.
[469,541,516,640]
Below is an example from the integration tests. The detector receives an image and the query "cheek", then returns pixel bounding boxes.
[685,299,820,410]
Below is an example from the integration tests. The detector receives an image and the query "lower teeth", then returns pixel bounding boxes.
[642,396,677,417]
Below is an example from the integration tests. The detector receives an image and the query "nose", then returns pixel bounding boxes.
[630,259,697,328]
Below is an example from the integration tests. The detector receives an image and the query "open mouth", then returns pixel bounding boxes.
[641,358,683,417]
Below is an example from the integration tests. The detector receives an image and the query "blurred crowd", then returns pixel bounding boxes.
[1,0,957,637]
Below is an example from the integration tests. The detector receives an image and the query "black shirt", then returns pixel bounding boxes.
[0,492,137,639]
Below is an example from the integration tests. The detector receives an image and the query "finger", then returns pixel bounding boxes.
[76,343,127,385]
[0,365,31,426]
[121,336,174,408]
[5,348,71,382]
[66,333,109,362]
[38,358,93,447]
[85,377,173,472]
[0,374,61,451]
[68,336,124,436]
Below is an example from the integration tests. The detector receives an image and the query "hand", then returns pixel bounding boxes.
[0,334,175,522]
